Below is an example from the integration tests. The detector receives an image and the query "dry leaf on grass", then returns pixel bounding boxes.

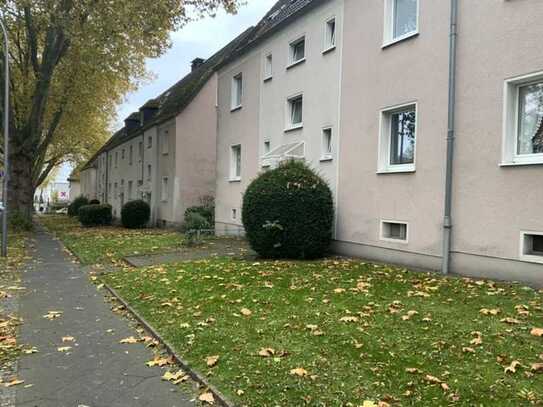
[530,328,543,337]
[504,360,521,374]
[290,367,309,377]
[531,363,543,373]
[206,355,219,367]
[199,392,215,404]
[258,348,275,358]
[339,316,359,323]
[240,308,252,316]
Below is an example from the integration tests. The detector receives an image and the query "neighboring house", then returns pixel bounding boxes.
[215,0,343,235]
[34,182,70,211]
[80,29,252,226]
[67,168,81,201]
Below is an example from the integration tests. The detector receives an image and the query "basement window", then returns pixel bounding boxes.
[520,232,543,263]
[381,220,408,243]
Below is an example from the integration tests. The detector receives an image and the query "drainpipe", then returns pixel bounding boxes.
[442,0,459,275]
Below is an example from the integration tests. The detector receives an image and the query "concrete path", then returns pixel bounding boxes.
[14,228,194,407]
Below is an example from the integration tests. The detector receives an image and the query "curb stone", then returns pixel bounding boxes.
[102,283,235,407]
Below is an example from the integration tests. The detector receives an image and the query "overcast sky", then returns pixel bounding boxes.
[57,0,276,182]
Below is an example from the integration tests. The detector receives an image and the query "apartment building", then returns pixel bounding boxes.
[80,29,252,226]
[215,0,344,235]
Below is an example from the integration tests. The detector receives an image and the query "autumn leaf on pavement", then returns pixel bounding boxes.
[62,336,75,343]
[120,336,140,344]
[57,346,72,352]
[206,355,219,367]
[43,311,62,320]
[146,356,172,367]
[162,370,188,384]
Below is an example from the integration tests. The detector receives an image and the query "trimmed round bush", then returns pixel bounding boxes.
[121,200,150,229]
[242,160,334,259]
[68,196,89,217]
[79,204,112,227]
[182,212,211,232]
[89,199,100,205]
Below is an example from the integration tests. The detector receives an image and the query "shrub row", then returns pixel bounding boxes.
[79,204,113,227]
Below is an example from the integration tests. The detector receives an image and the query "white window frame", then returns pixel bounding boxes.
[287,36,306,69]
[321,127,333,161]
[231,73,243,111]
[323,16,337,53]
[519,231,543,264]
[380,220,409,244]
[285,93,304,131]
[264,53,273,81]
[383,0,419,47]
[378,101,417,173]
[502,71,543,166]
[161,177,169,202]
[230,144,242,182]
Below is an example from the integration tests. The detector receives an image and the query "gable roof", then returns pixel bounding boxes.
[81,26,254,171]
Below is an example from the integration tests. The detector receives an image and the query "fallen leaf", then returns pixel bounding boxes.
[333,288,346,293]
[57,346,72,352]
[500,318,521,325]
[199,391,215,404]
[146,356,172,367]
[43,311,62,320]
[339,316,359,323]
[531,363,543,373]
[425,374,442,384]
[162,370,188,384]
[290,367,308,377]
[504,360,521,374]
[62,336,75,343]
[362,401,377,407]
[531,328,543,337]
[206,355,219,367]
[479,308,500,316]
[258,348,275,358]
[462,347,475,353]
[4,379,24,387]
[405,367,421,374]
[120,336,140,344]
[240,308,252,316]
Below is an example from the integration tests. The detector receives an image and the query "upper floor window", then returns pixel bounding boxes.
[230,144,242,181]
[321,127,333,161]
[138,141,143,159]
[162,131,169,155]
[378,103,417,173]
[288,36,306,67]
[324,18,336,51]
[129,145,133,165]
[286,94,303,130]
[231,73,243,110]
[147,136,152,149]
[264,54,273,80]
[114,152,118,168]
[121,149,125,160]
[503,72,543,166]
[161,177,169,202]
[384,0,419,46]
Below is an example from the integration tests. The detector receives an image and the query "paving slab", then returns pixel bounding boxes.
[13,228,194,407]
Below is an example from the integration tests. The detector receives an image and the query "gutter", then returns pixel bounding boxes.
[442,0,459,275]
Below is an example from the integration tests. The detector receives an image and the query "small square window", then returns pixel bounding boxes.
[324,18,336,51]
[231,73,243,110]
[381,221,408,243]
[264,54,273,80]
[288,37,306,66]
[384,0,419,45]
[379,103,417,173]
[230,144,242,181]
[287,95,303,130]
[520,232,543,263]
[321,128,333,160]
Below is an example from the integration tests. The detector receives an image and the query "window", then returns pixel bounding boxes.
[520,232,543,263]
[121,149,125,160]
[147,136,152,149]
[128,181,133,200]
[231,73,243,110]
[114,182,118,198]
[287,95,303,130]
[503,72,543,165]
[384,0,419,45]
[129,145,133,165]
[147,164,152,181]
[264,140,271,154]
[381,221,408,243]
[139,141,143,159]
[324,18,336,51]
[230,144,242,181]
[379,103,417,173]
[161,177,168,202]
[232,208,238,221]
[321,128,333,160]
[288,37,306,67]
[264,54,273,80]
[162,131,169,155]
[114,152,118,168]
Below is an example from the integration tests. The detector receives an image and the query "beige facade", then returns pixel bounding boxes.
[215,0,344,235]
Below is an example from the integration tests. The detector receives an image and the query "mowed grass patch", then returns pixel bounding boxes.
[39,215,183,265]
[102,259,543,406]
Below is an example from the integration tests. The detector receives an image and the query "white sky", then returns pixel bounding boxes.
[57,0,276,183]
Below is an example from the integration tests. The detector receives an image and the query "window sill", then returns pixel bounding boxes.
[380,237,409,245]
[377,165,416,174]
[500,158,543,167]
[284,124,303,133]
[230,105,242,113]
[229,177,241,183]
[263,76,272,83]
[519,254,543,264]
[286,58,306,70]
[320,156,333,162]
[322,45,336,55]
[382,31,419,49]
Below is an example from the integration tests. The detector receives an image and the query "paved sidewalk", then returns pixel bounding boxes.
[14,228,194,407]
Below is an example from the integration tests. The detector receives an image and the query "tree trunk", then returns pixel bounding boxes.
[7,138,35,221]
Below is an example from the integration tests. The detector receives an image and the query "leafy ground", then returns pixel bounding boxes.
[0,231,31,370]
[102,259,543,406]
[39,215,184,265]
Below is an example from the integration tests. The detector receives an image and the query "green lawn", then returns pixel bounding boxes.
[39,215,184,265]
[102,259,543,406]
